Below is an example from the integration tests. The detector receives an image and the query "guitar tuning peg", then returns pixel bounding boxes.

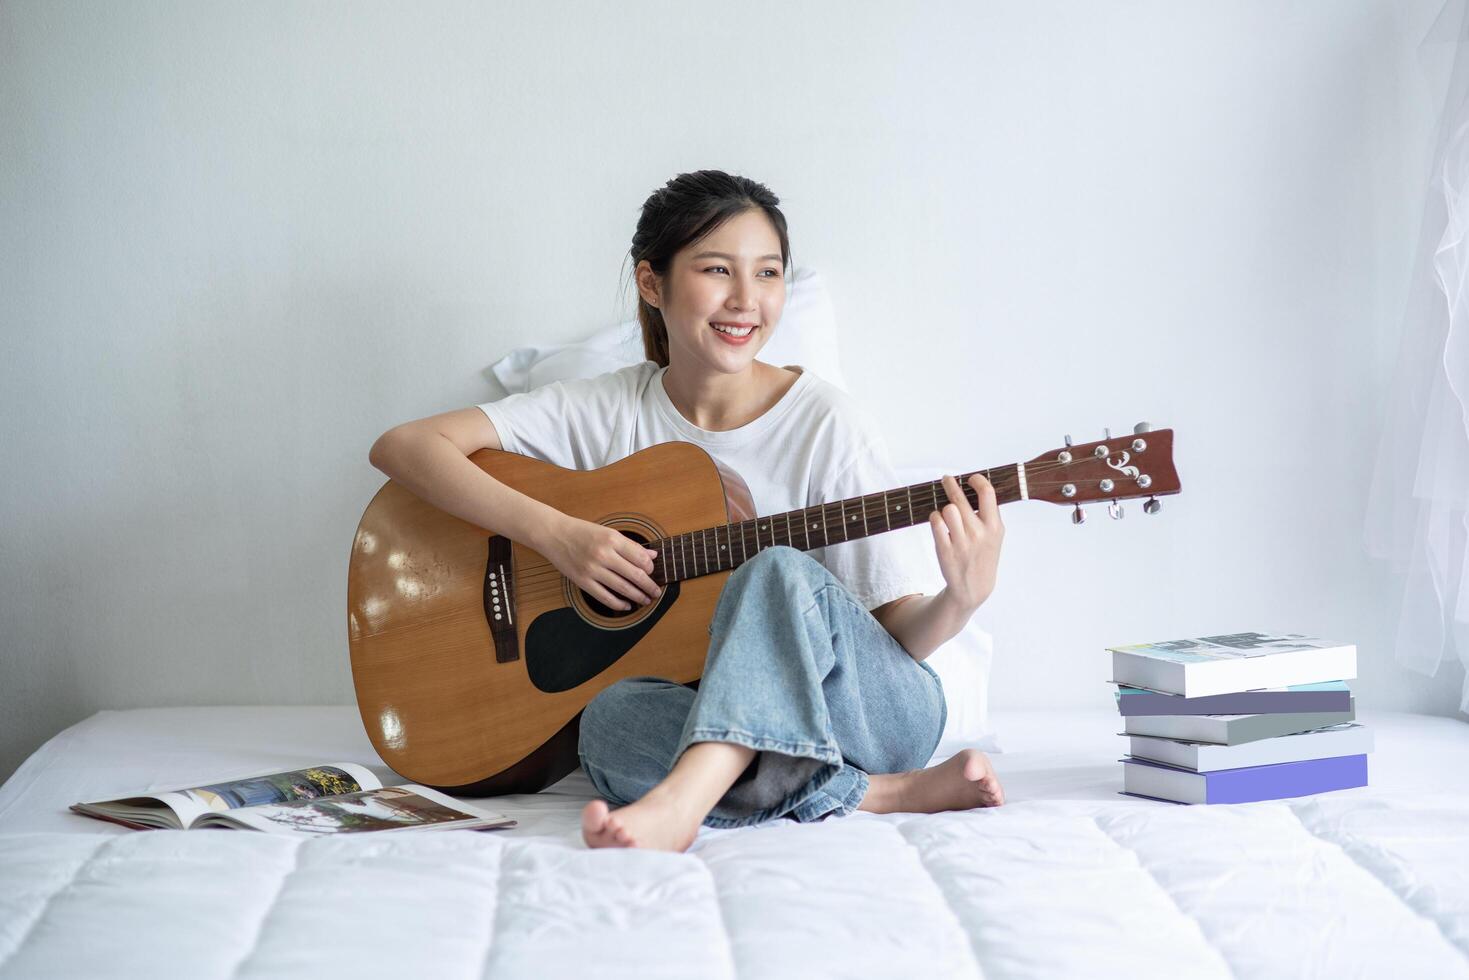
[1134,422,1152,434]
[1108,500,1124,520]
[1072,504,1086,525]
[1064,434,1073,447]
[1144,497,1161,515]
[1104,428,1112,440]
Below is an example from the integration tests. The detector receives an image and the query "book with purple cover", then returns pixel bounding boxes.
[1114,681,1352,716]
[1121,754,1369,804]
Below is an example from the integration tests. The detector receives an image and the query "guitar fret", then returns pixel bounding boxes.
[905,485,913,527]
[862,493,869,536]
[803,507,810,550]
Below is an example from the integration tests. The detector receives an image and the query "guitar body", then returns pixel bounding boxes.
[347,442,755,797]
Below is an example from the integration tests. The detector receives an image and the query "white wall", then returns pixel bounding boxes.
[2,0,1462,783]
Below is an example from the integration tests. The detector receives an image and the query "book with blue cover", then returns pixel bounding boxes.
[1109,631,1356,697]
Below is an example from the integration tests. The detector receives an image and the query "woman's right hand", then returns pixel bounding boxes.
[538,515,662,611]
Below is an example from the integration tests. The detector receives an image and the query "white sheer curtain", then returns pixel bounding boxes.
[1366,0,1469,713]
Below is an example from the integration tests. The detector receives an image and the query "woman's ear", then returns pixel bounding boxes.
[635,260,662,309]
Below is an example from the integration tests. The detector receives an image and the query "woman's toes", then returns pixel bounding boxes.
[582,799,624,847]
[582,798,608,832]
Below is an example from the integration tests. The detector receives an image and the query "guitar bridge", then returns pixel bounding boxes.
[485,536,519,663]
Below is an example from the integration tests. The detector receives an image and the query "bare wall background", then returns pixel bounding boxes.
[3,0,1463,782]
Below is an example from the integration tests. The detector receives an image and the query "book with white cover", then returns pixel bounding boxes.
[1108,631,1356,698]
[1125,722,1373,772]
[1122,700,1355,745]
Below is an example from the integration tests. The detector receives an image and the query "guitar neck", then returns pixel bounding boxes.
[652,465,1023,584]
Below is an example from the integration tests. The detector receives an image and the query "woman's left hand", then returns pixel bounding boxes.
[928,473,1004,612]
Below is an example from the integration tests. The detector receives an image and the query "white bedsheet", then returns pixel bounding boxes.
[1,707,1467,978]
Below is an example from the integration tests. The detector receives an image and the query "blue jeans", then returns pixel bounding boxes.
[577,545,948,829]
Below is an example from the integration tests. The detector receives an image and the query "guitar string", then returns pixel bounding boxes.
[506,468,1158,599]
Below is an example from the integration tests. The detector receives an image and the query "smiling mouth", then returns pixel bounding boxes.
[709,322,757,337]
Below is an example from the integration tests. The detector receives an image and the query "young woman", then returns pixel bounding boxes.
[369,170,1006,852]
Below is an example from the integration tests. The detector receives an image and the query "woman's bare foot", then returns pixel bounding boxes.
[581,791,703,852]
[895,748,1005,813]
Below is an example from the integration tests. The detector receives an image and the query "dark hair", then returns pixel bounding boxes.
[627,170,792,368]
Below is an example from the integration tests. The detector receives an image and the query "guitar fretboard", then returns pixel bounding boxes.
[652,466,1021,584]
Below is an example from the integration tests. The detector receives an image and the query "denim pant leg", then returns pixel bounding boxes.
[676,545,947,828]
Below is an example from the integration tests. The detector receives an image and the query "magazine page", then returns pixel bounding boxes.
[73,763,382,830]
[189,784,518,835]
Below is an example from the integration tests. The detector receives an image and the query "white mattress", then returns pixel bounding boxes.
[1,707,1467,978]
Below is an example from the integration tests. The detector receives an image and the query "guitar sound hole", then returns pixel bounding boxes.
[582,528,653,618]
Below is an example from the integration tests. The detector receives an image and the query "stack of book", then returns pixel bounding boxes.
[1109,631,1370,804]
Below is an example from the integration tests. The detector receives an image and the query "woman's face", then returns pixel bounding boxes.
[637,208,786,376]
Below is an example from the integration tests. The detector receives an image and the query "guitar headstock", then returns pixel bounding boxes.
[1022,423,1180,522]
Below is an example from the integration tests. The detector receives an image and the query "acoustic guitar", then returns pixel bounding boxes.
[347,423,1180,796]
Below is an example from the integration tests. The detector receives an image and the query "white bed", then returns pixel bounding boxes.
[1,706,1466,978]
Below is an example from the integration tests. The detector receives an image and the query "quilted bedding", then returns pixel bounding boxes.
[1,708,1467,979]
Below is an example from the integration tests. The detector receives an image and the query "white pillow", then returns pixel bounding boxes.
[481,266,850,398]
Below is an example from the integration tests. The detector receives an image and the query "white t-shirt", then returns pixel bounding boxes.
[475,361,933,611]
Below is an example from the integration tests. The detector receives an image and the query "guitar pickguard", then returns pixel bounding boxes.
[524,583,681,693]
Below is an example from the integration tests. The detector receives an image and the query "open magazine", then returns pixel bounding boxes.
[70,763,516,835]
